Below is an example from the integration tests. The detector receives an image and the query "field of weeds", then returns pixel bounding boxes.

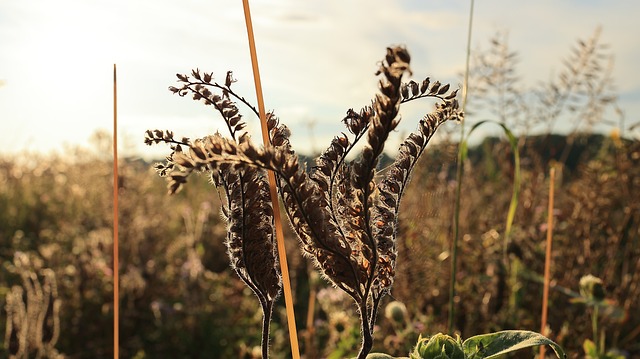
[1,27,639,359]
[1,131,638,358]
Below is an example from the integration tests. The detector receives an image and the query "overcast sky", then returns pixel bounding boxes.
[1,0,638,158]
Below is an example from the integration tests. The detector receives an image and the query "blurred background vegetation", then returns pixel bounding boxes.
[1,29,639,358]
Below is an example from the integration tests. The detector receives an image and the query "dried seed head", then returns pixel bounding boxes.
[148,47,462,358]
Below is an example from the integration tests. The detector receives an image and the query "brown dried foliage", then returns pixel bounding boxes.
[4,253,62,359]
[148,70,282,358]
[146,46,461,358]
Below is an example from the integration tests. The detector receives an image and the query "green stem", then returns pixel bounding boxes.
[592,305,599,353]
[449,144,463,335]
[449,0,475,335]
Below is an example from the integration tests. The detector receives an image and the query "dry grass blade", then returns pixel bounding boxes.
[540,166,556,359]
[112,63,119,359]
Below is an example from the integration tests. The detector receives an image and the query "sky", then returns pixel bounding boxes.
[1,0,639,159]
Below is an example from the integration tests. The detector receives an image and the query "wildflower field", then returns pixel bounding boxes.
[1,26,639,359]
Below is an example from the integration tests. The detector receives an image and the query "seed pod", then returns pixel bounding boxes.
[420,77,430,94]
[399,83,408,99]
[437,83,450,95]
[409,80,419,97]
[428,81,441,95]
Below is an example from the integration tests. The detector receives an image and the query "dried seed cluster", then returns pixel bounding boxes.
[148,70,282,357]
[4,253,62,358]
[145,46,462,358]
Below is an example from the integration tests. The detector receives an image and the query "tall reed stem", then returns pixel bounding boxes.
[449,0,475,335]
[112,64,120,359]
[540,166,556,358]
[241,1,301,357]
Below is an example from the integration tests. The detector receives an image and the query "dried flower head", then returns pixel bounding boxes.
[146,46,461,359]
[4,254,62,358]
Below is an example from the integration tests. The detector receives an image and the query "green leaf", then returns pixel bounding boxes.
[461,120,521,255]
[583,339,598,357]
[497,123,520,240]
[462,330,566,359]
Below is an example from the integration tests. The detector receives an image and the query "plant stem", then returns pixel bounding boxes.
[241,1,301,357]
[261,301,273,359]
[449,0,475,335]
[357,302,374,359]
[112,64,120,359]
[540,166,556,359]
[449,140,463,335]
[593,305,599,353]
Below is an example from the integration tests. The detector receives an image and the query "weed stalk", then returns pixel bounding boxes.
[449,0,475,335]
[112,63,120,359]
[241,1,301,357]
[540,166,556,358]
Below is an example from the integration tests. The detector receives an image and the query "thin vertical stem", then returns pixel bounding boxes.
[461,0,474,112]
[357,302,373,359]
[449,0,474,335]
[540,166,556,358]
[304,273,317,357]
[241,1,301,358]
[261,301,274,359]
[592,305,599,352]
[112,64,119,359]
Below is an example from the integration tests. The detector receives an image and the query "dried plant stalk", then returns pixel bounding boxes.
[146,46,461,358]
[147,70,282,358]
[540,166,556,359]
[4,253,62,359]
